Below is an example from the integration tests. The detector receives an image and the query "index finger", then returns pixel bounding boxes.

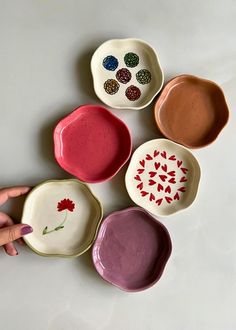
[0,187,31,206]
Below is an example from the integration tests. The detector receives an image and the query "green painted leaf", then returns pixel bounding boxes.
[55,226,64,231]
[42,226,48,235]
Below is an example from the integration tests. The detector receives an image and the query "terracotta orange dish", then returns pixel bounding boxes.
[154,75,229,148]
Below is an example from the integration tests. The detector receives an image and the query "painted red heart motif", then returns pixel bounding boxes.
[149,171,157,178]
[156,198,163,206]
[154,162,160,170]
[165,196,172,204]
[177,160,182,168]
[181,167,188,174]
[161,164,167,172]
[141,191,148,197]
[174,192,180,200]
[149,179,156,186]
[161,151,167,159]
[157,183,163,192]
[140,160,145,168]
[180,176,188,182]
[178,187,186,193]
[165,185,171,194]
[159,175,167,182]
[168,178,176,184]
[137,169,144,174]
[153,150,159,157]
[168,171,175,177]
[149,193,155,201]
[146,154,153,160]
[169,155,176,161]
[137,182,143,190]
[134,175,141,181]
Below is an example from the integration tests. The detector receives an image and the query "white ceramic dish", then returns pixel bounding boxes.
[21,179,103,257]
[91,38,164,110]
[125,139,201,217]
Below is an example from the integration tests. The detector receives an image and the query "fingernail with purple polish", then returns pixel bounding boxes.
[21,225,33,236]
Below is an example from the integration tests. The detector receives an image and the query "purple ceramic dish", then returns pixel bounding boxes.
[92,207,172,292]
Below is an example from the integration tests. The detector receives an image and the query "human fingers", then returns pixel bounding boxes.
[0,212,25,247]
[0,212,18,255]
[3,242,18,256]
[0,186,30,206]
[0,211,15,228]
[0,224,33,246]
[0,212,18,256]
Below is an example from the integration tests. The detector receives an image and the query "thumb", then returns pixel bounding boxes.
[0,224,33,246]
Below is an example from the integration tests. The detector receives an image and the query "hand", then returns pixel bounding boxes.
[0,186,33,256]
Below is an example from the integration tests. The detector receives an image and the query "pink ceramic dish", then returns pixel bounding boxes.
[92,207,172,292]
[54,105,132,183]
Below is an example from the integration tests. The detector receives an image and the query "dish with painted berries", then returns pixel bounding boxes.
[125,139,201,217]
[21,179,103,257]
[91,38,164,110]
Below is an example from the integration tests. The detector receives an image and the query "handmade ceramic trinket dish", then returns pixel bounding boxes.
[154,75,229,148]
[54,105,132,183]
[125,139,201,217]
[91,38,164,110]
[21,179,103,257]
[92,207,172,292]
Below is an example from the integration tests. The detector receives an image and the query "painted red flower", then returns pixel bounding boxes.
[57,198,75,212]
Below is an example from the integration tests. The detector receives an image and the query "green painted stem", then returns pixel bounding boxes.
[42,211,68,235]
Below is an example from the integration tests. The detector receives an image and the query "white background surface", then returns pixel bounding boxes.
[0,1,235,329]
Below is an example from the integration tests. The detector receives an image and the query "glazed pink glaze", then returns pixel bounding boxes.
[92,207,172,291]
[54,105,132,182]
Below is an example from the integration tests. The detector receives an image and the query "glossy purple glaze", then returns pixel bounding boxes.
[92,207,172,292]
